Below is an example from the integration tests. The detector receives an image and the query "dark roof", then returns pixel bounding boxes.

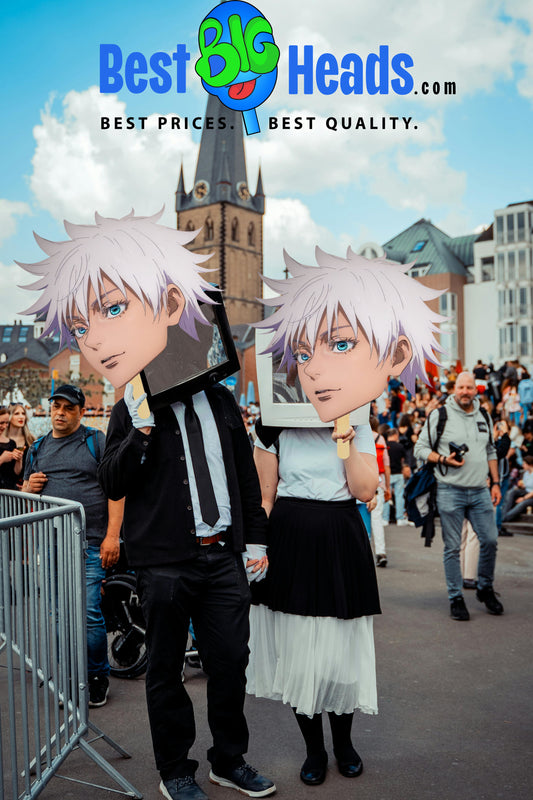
[0,323,59,368]
[176,94,264,214]
[383,218,476,277]
[475,223,494,243]
[506,200,533,208]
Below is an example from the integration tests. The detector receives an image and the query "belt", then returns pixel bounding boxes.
[197,532,223,546]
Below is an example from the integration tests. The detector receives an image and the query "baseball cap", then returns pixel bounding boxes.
[49,384,86,407]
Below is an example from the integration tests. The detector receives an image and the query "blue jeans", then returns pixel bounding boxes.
[357,502,372,539]
[495,474,510,531]
[390,472,406,521]
[436,484,498,600]
[86,544,110,678]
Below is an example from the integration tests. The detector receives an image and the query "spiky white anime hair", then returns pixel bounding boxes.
[17,209,215,345]
[257,246,446,393]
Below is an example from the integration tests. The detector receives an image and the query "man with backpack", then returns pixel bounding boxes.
[22,384,123,706]
[414,372,503,621]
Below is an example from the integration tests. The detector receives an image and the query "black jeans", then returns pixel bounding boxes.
[136,544,252,780]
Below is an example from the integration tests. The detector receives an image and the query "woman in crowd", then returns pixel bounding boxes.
[0,406,24,489]
[247,247,443,786]
[7,404,35,487]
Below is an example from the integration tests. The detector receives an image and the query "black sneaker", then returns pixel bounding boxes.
[209,763,276,797]
[450,596,470,621]
[462,578,478,590]
[159,776,208,800]
[476,587,504,615]
[376,554,388,568]
[88,675,109,707]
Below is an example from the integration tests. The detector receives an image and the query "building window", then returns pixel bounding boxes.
[411,240,427,252]
[18,326,29,343]
[520,326,528,356]
[517,212,525,242]
[2,327,13,342]
[518,250,527,280]
[439,292,457,320]
[247,222,255,247]
[481,257,494,282]
[519,287,528,317]
[508,251,516,282]
[507,213,515,244]
[497,253,505,282]
[231,218,239,242]
[496,215,504,245]
[204,216,214,241]
[186,220,195,231]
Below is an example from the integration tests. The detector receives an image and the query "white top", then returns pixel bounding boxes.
[255,425,375,502]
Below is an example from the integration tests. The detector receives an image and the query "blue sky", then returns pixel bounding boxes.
[1,0,531,322]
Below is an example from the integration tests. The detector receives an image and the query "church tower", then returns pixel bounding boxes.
[175,94,265,325]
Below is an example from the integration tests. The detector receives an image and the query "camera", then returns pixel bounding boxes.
[449,441,469,460]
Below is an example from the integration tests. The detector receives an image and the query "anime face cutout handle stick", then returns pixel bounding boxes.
[256,246,445,457]
[17,209,216,404]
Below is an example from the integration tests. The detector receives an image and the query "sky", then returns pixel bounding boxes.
[0,0,532,324]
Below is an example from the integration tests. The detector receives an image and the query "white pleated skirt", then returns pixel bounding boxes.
[246,604,378,718]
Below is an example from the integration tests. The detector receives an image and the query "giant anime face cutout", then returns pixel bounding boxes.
[292,310,412,424]
[255,246,445,428]
[17,210,239,408]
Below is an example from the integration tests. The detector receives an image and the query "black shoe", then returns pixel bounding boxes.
[376,554,388,568]
[209,763,276,797]
[498,527,514,537]
[299,752,328,786]
[88,675,109,707]
[159,777,208,800]
[476,587,504,615]
[334,748,363,778]
[462,578,478,590]
[450,596,470,621]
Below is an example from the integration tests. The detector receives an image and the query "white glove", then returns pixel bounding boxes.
[124,383,155,429]
[242,543,268,583]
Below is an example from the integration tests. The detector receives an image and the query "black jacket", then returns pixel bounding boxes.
[98,385,268,567]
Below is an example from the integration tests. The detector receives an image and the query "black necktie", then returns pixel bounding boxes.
[184,398,219,527]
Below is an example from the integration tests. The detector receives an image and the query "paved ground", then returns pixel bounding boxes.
[3,524,533,800]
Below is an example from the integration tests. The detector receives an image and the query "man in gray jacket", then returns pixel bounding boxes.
[414,372,503,620]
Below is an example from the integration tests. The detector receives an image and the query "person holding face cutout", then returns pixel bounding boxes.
[247,247,444,786]
[18,210,276,800]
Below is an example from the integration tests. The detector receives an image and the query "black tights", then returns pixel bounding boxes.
[292,709,356,762]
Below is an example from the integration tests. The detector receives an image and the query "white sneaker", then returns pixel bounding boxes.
[397,519,408,526]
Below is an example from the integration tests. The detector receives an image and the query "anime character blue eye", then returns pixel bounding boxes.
[329,339,356,354]
[196,1,279,135]
[293,350,312,364]
[104,301,128,319]
[71,324,88,339]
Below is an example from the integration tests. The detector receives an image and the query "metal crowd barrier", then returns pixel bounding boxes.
[0,489,142,799]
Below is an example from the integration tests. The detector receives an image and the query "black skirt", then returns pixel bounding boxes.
[253,496,381,620]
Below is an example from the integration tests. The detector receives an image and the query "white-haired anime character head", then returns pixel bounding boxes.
[17,209,215,389]
[257,246,445,424]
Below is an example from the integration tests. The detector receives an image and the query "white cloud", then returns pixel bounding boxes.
[30,87,198,225]
[263,197,353,279]
[0,200,32,247]
[0,262,34,323]
[261,0,532,109]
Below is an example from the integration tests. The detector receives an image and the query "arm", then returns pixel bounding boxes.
[253,446,279,517]
[97,401,152,500]
[100,497,125,569]
[488,458,501,506]
[332,426,379,501]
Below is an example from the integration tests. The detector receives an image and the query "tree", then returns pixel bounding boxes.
[0,366,51,408]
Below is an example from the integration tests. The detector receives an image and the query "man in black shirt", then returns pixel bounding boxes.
[385,428,412,526]
[22,384,122,707]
